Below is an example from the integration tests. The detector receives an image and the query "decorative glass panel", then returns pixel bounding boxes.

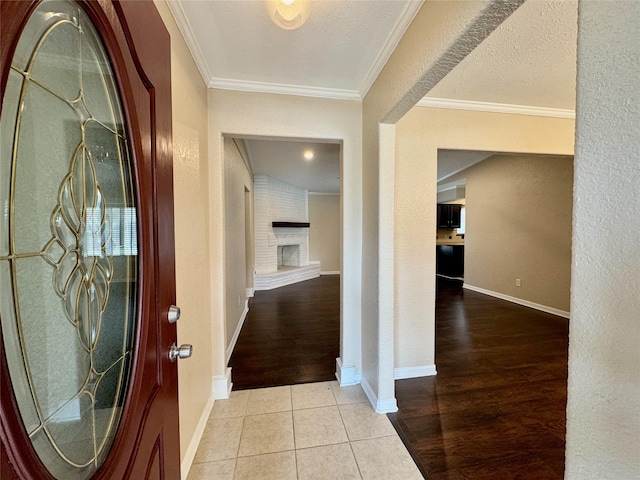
[0,1,138,478]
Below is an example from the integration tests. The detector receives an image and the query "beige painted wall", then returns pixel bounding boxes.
[224,138,253,349]
[394,107,574,372]
[153,0,213,473]
[450,153,573,312]
[566,2,640,478]
[308,194,341,273]
[142,1,638,478]
[208,89,362,386]
[361,0,522,409]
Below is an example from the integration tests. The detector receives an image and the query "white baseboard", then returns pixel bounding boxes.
[227,301,249,364]
[463,283,570,319]
[376,397,399,414]
[180,392,215,480]
[335,358,362,386]
[212,367,232,399]
[394,364,437,380]
[360,375,398,414]
[246,288,255,298]
[320,271,341,275]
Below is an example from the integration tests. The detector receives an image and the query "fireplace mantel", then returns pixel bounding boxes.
[272,222,310,228]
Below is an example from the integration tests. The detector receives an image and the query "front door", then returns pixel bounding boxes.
[0,1,181,478]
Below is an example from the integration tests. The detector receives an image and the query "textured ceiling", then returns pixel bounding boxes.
[427,0,578,110]
[169,0,421,99]
[169,0,578,193]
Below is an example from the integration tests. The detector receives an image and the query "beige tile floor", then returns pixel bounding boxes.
[187,381,424,480]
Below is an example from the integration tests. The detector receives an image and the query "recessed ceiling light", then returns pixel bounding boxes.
[304,150,314,160]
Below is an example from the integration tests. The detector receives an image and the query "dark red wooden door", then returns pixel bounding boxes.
[0,1,180,478]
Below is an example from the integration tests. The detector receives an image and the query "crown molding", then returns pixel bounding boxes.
[165,0,212,84]
[417,97,576,119]
[358,0,425,99]
[209,77,361,101]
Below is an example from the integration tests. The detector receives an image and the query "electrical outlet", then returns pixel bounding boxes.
[515,278,521,287]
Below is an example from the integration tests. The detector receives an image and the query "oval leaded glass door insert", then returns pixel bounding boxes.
[0,1,138,478]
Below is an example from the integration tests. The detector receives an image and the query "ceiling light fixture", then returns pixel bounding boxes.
[264,0,311,30]
[304,150,314,160]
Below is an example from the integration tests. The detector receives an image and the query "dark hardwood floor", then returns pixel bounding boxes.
[229,275,340,390]
[389,278,569,479]
[229,275,568,479]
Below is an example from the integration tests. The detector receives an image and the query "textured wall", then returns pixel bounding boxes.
[208,89,362,381]
[394,108,574,371]
[361,0,523,409]
[153,0,213,469]
[457,153,573,312]
[308,194,341,273]
[566,2,640,478]
[224,139,253,347]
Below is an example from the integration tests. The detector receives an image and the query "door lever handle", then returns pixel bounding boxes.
[169,343,192,362]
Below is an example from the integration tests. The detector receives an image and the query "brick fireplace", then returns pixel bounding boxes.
[253,175,320,290]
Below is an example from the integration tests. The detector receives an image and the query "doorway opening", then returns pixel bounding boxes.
[223,135,342,389]
[435,149,573,314]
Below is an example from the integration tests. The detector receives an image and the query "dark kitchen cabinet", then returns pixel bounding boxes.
[437,204,462,229]
[436,244,465,277]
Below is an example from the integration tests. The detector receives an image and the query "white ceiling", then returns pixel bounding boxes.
[426,0,578,111]
[244,138,341,193]
[168,0,578,193]
[168,0,422,99]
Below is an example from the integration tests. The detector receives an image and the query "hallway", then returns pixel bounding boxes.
[187,381,422,479]
[223,274,569,479]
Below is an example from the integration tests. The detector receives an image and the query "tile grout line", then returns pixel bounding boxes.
[231,396,247,478]
[290,400,299,479]
[348,440,365,480]
[288,383,298,480]
[190,383,414,480]
[335,390,366,479]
